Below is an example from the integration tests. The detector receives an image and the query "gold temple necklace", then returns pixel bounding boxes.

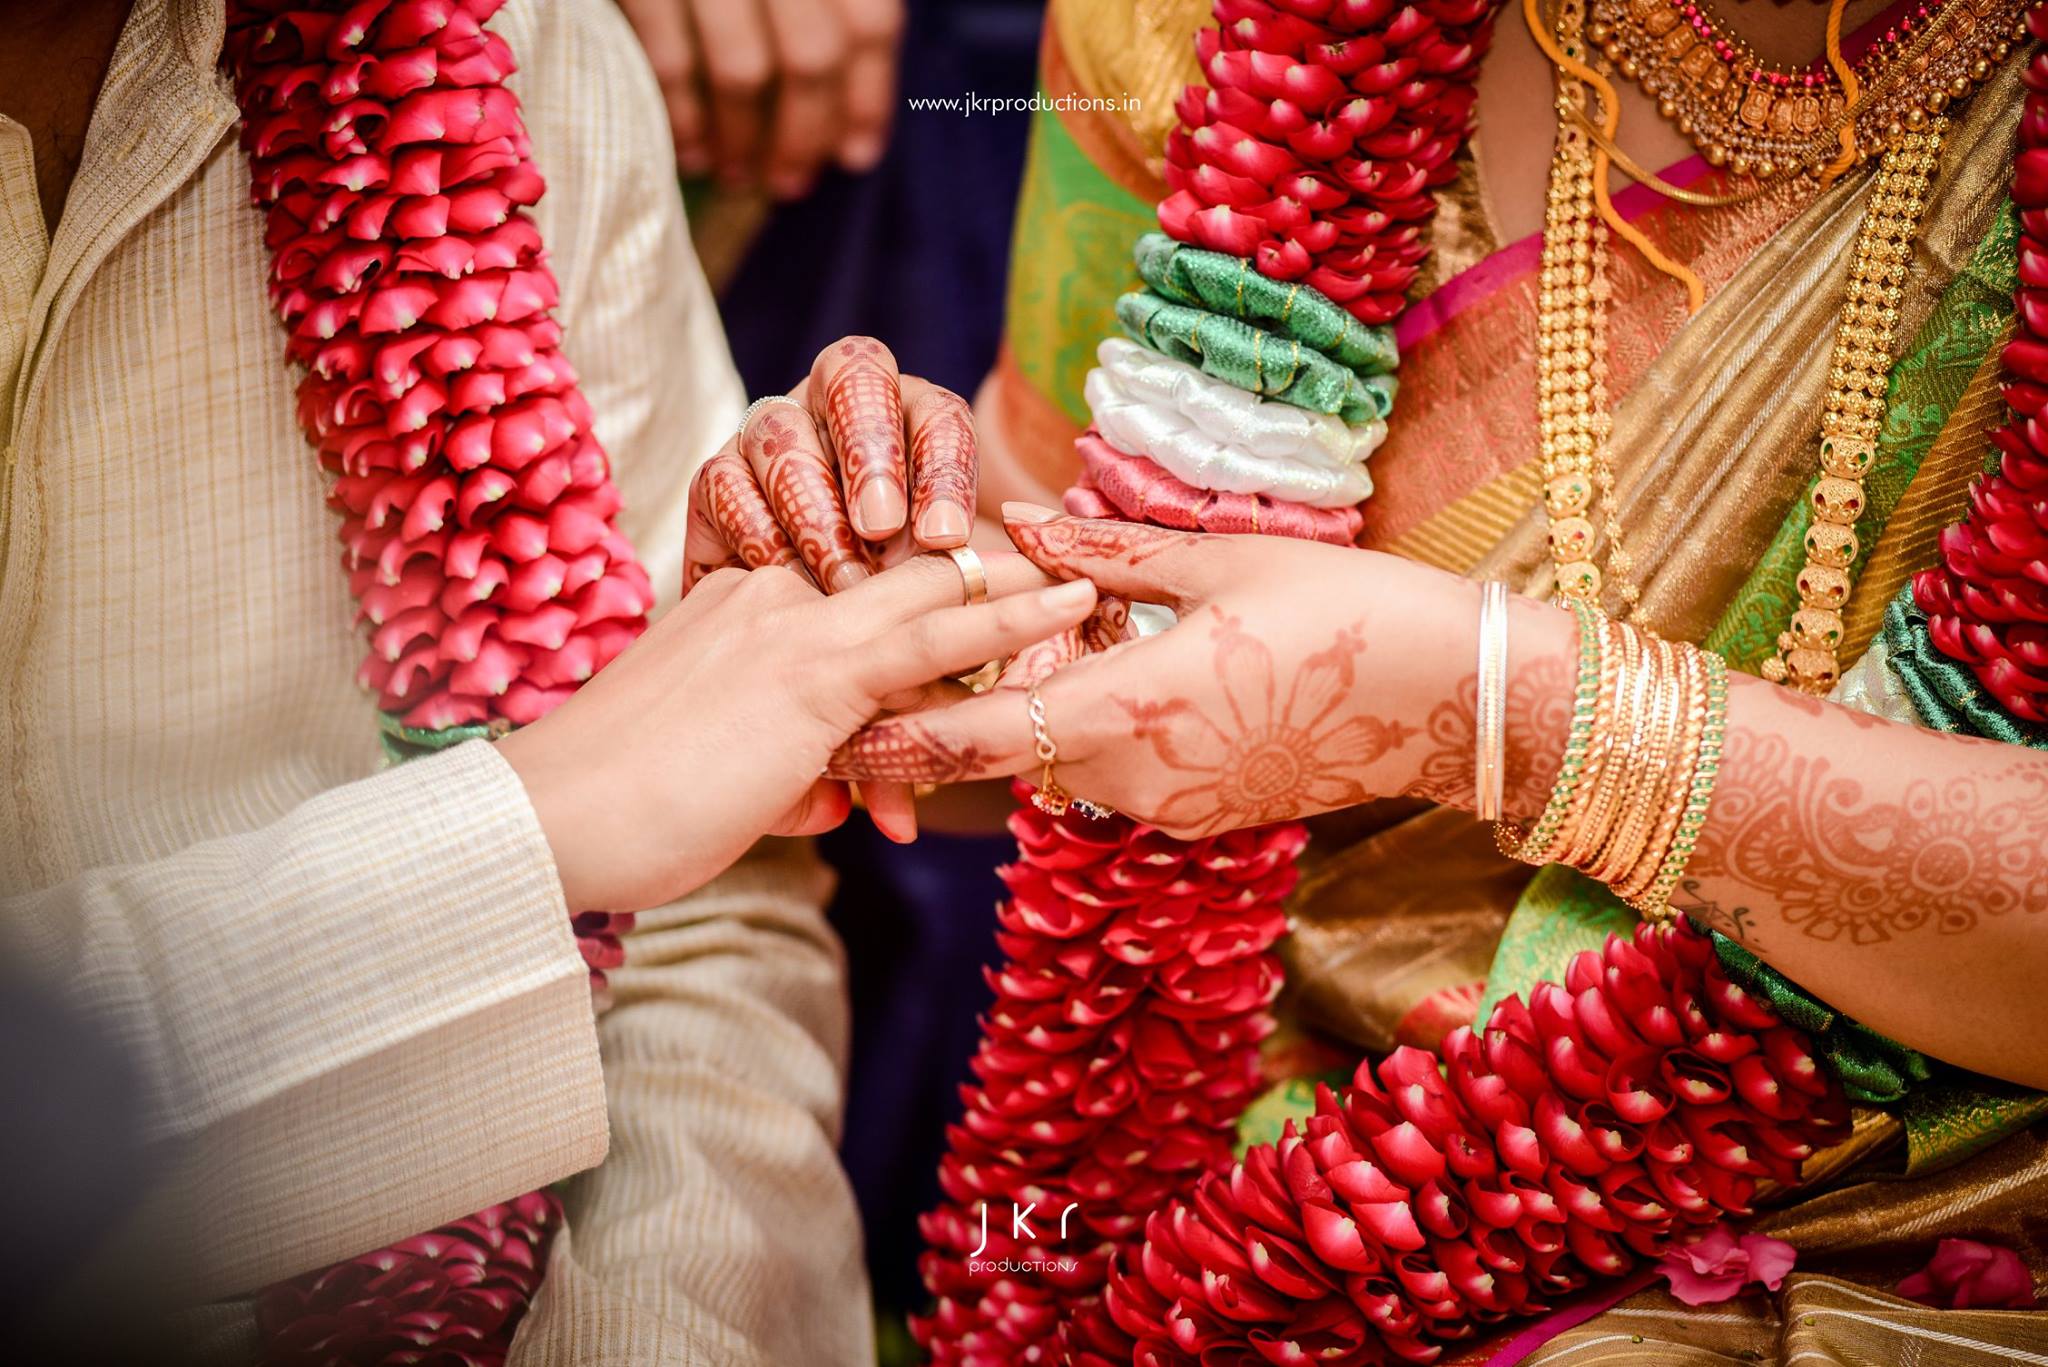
[1524,0,2026,695]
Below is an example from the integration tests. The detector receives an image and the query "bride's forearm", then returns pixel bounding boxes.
[1676,672,2048,1087]
[1389,572,2048,1086]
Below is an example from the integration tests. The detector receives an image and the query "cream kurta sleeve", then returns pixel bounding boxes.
[4,741,606,1304]
[498,1,874,1362]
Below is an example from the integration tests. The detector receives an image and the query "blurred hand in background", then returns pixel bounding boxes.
[617,0,905,197]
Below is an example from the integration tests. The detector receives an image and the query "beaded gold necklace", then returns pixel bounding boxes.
[1585,0,2019,182]
[1528,0,2018,698]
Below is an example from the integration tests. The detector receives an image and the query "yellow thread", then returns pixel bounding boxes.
[1234,258,1249,317]
[1524,0,1704,313]
[1820,0,1859,188]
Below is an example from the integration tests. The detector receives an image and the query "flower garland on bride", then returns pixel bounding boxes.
[916,1,2040,1365]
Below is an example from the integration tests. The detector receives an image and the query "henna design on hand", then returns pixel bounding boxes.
[748,411,867,593]
[685,450,798,590]
[1008,516,1192,573]
[827,715,1004,784]
[1116,611,1415,836]
[907,388,976,536]
[1693,721,2048,943]
[1407,654,1574,823]
[823,344,905,526]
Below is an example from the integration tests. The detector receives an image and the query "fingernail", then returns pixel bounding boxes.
[917,503,972,545]
[841,135,885,172]
[1040,580,1096,611]
[828,561,871,594]
[856,481,907,537]
[1003,500,1060,524]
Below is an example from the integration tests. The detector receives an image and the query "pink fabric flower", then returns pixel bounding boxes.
[1898,1238,2039,1310]
[1657,1225,1798,1306]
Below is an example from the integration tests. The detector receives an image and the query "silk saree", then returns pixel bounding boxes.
[982,0,2048,1357]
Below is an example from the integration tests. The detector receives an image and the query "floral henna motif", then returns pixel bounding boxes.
[685,451,797,589]
[908,390,976,529]
[1118,611,1414,835]
[748,412,866,590]
[1408,654,1574,821]
[1693,727,2048,943]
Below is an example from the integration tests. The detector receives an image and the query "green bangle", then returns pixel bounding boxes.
[1114,291,1397,425]
[1131,232,1399,376]
[1634,647,1729,914]
[1499,598,1603,863]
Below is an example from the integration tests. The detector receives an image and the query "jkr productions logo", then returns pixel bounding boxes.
[966,1201,1084,1274]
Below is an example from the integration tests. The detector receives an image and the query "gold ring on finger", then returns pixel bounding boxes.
[943,545,989,606]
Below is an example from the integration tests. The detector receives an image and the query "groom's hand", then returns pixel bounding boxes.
[683,336,978,594]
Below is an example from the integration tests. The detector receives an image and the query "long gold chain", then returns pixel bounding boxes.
[1533,0,1955,648]
[1538,0,1637,608]
[1762,123,1948,692]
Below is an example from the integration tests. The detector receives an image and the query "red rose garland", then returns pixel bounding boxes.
[1163,0,1495,324]
[914,3,1501,1363]
[1915,9,2048,723]
[222,0,648,1359]
[1091,924,1850,1364]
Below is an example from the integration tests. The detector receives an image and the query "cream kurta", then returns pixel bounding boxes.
[0,0,870,1361]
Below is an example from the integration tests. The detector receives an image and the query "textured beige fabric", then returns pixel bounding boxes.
[1,0,871,1360]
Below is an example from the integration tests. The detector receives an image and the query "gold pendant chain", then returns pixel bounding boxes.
[1537,0,1641,610]
[1534,0,1966,668]
[1763,122,1947,692]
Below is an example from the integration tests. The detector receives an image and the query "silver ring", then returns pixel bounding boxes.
[945,546,988,605]
[1475,580,1510,823]
[736,394,808,440]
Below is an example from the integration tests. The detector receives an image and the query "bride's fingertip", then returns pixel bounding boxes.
[1039,580,1096,612]
[1002,500,1061,525]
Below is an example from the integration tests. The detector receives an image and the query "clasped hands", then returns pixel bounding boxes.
[502,337,1538,915]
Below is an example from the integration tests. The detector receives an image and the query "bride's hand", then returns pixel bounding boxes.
[828,506,1578,838]
[498,550,1094,912]
[682,336,977,594]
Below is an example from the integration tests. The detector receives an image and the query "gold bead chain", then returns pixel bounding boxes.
[1537,0,1641,611]
[1763,121,1947,694]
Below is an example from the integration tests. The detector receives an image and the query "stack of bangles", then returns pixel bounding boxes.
[1487,592,1730,919]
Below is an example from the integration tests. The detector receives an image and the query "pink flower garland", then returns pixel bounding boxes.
[914,4,1502,1363]
[221,1,651,1358]
[1097,924,1849,1364]
[1915,10,2048,722]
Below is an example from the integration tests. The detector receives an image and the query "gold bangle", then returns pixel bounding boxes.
[1566,619,1647,871]
[1548,610,1630,864]
[1619,642,1707,904]
[1593,633,1680,886]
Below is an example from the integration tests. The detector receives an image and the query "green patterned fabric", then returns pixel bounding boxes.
[1482,202,2043,1174]
[1116,291,1397,423]
[1711,935,1934,1104]
[1472,865,1635,1031]
[1880,589,2048,748]
[1131,232,1399,376]
[1006,102,1158,426]
[379,710,499,764]
[1234,1072,1350,1157]
[1706,201,2019,670]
